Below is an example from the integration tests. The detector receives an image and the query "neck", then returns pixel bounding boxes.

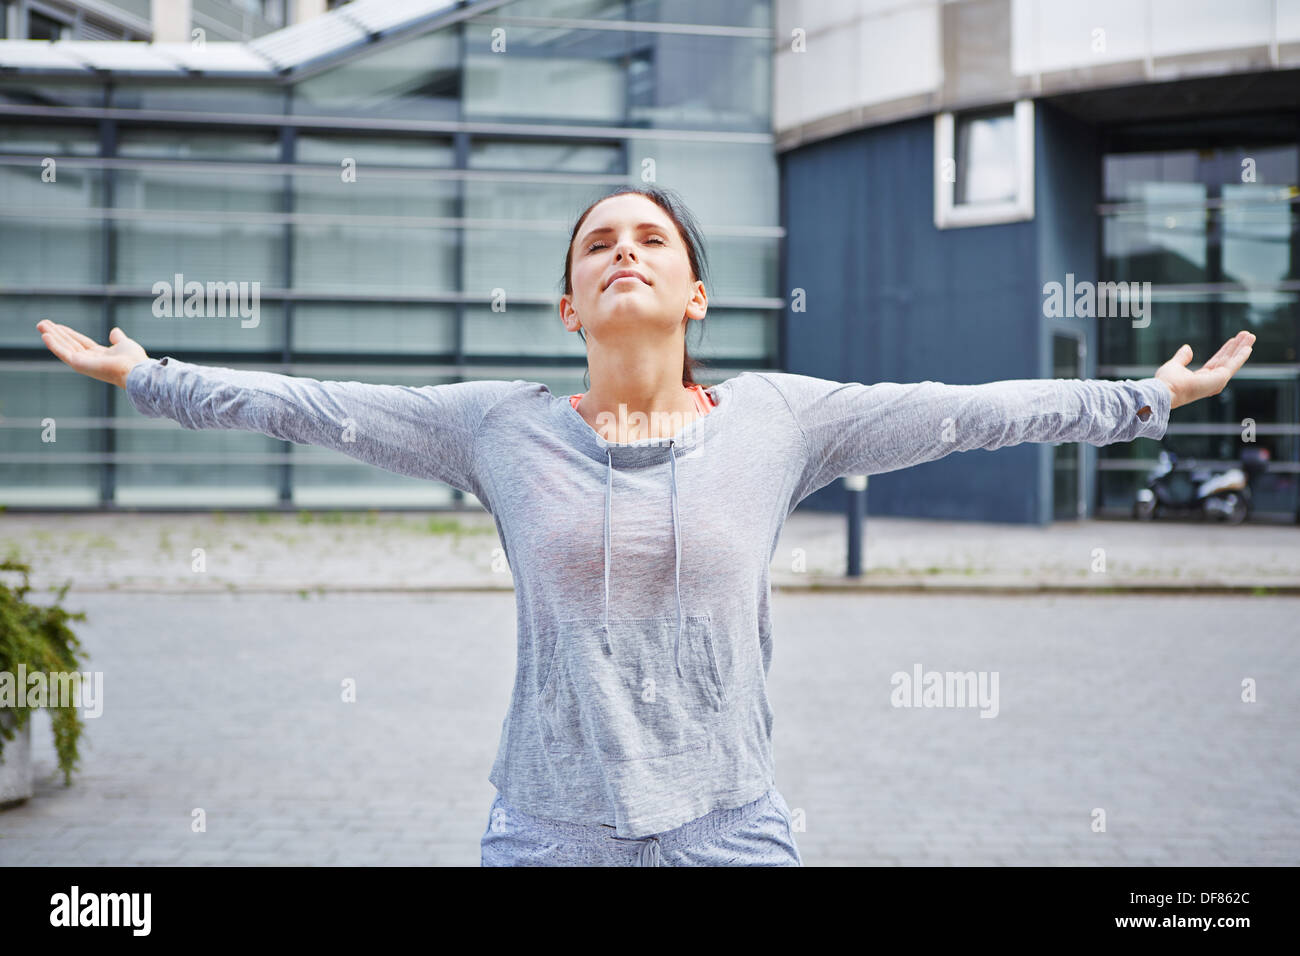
[577,342,698,442]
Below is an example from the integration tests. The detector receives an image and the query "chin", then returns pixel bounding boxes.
[600,296,659,319]
[591,303,676,335]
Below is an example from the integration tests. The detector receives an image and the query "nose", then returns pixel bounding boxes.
[613,234,638,262]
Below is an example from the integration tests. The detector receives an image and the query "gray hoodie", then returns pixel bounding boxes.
[126,357,1171,837]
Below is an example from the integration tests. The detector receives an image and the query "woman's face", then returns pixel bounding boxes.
[560,193,706,343]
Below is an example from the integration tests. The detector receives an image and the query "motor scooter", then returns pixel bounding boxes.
[1133,444,1269,524]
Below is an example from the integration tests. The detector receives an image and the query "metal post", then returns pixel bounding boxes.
[844,474,867,576]
[99,110,117,508]
[279,119,295,507]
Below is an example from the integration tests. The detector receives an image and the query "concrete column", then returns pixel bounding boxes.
[294,0,327,26]
[152,0,192,42]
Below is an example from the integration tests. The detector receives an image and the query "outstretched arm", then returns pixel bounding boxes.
[766,331,1255,506]
[36,320,520,498]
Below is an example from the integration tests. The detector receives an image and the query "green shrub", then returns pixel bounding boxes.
[0,558,89,785]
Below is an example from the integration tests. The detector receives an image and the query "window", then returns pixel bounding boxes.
[231,0,286,26]
[934,100,1034,228]
[293,29,459,121]
[955,109,1017,204]
[27,9,70,40]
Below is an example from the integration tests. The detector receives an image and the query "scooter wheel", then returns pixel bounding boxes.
[1133,498,1156,521]
[1223,494,1248,525]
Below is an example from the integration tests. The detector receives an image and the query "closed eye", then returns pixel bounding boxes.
[586,235,667,252]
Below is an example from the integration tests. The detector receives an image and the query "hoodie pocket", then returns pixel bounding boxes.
[537,615,725,762]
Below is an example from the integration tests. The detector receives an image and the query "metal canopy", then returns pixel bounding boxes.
[49,41,186,74]
[0,0,470,78]
[246,12,370,72]
[147,42,279,75]
[0,40,90,72]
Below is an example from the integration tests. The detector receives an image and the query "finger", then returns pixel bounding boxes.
[1224,343,1253,375]
[1204,331,1253,370]
[45,326,89,366]
[63,324,102,350]
[39,328,75,364]
[1206,332,1248,369]
[49,324,87,355]
[1199,335,1237,369]
[51,322,98,351]
[1171,343,1193,367]
[1196,343,1253,391]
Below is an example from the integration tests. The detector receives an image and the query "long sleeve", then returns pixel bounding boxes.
[760,372,1173,506]
[125,356,522,500]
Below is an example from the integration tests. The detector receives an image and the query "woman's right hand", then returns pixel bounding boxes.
[36,320,150,390]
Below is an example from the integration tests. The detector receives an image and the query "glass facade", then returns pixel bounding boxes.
[1098,139,1300,519]
[0,0,780,508]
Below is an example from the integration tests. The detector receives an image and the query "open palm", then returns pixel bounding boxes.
[36,320,149,389]
[1155,330,1255,410]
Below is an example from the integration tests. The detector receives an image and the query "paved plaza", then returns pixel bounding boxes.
[1,509,1297,594]
[1,588,1295,866]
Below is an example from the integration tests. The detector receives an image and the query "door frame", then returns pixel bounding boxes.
[1050,328,1088,521]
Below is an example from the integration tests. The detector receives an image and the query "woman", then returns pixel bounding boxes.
[36,185,1255,867]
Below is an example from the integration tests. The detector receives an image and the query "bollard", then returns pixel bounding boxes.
[844,474,867,577]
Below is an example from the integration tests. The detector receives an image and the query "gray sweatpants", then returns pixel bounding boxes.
[481,787,804,866]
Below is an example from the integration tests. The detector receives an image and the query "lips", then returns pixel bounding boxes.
[604,269,649,291]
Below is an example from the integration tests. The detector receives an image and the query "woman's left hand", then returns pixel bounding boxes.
[1155,330,1256,410]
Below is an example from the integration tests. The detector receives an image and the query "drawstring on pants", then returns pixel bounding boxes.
[636,836,660,866]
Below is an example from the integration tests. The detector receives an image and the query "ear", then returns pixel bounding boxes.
[559,294,581,332]
[684,279,708,321]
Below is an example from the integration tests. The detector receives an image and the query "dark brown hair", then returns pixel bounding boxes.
[561,185,710,388]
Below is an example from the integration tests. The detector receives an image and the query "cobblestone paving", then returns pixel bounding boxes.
[1,592,1294,866]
